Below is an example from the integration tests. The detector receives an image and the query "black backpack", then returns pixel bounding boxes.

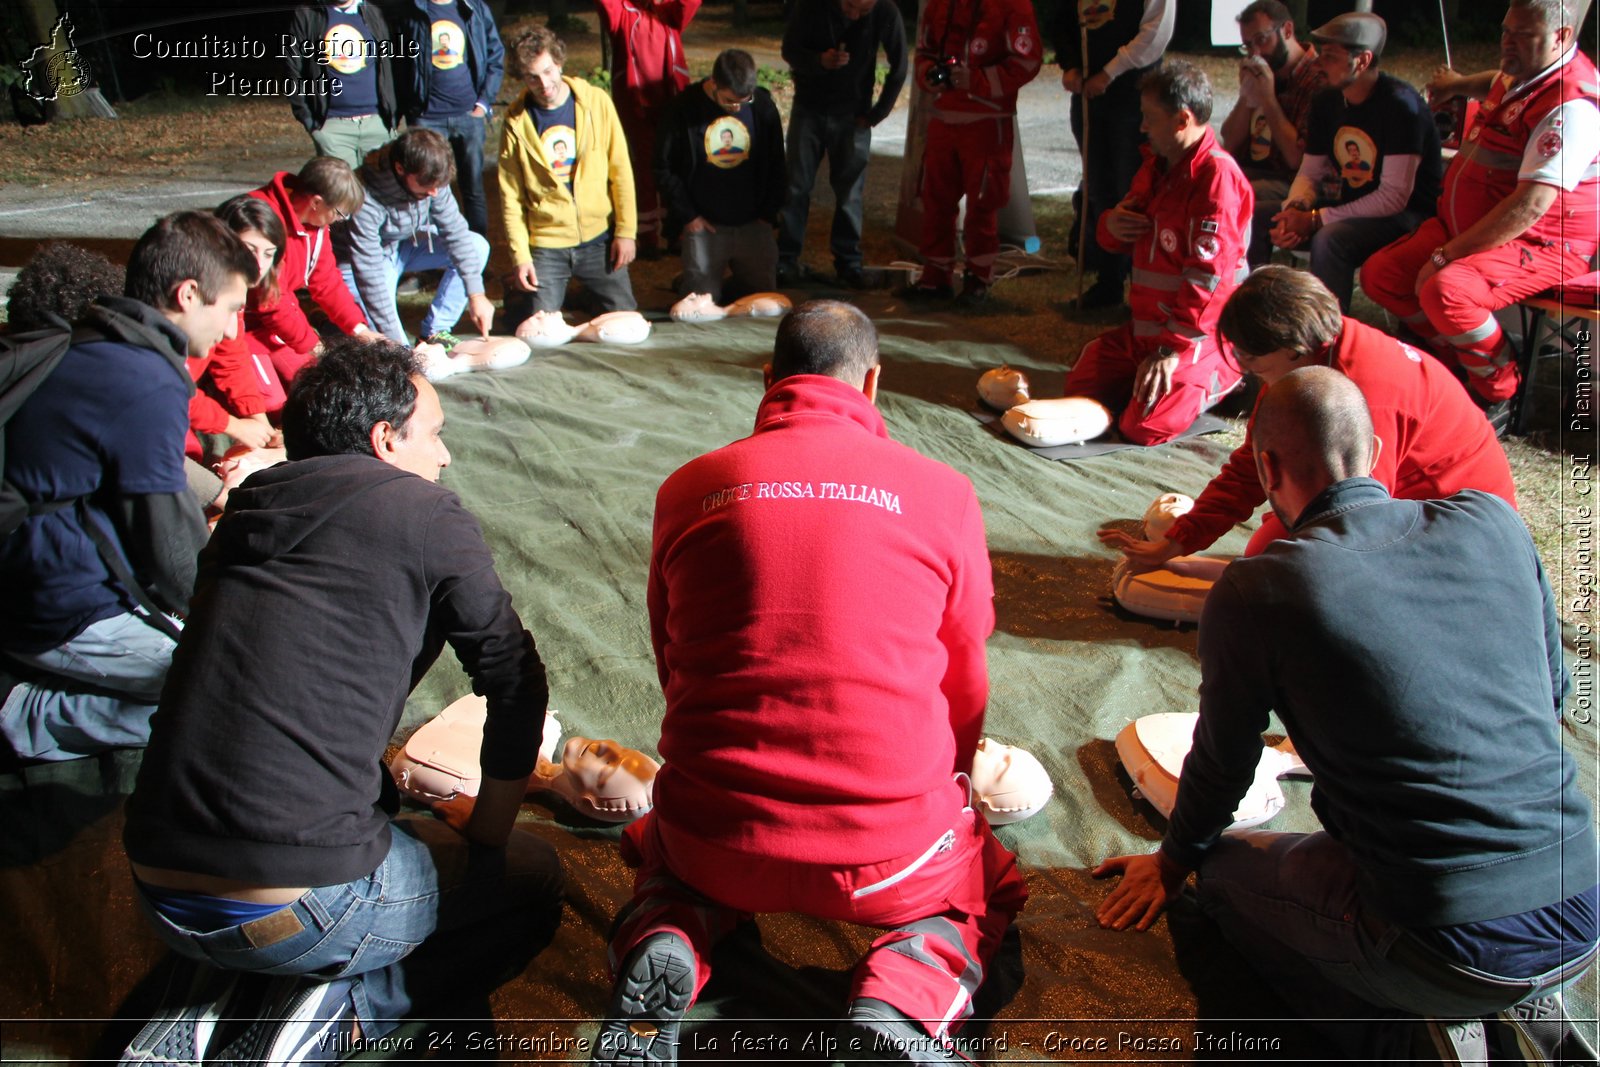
[0,322,183,641]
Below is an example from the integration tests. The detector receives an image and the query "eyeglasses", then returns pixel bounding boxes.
[1239,26,1281,53]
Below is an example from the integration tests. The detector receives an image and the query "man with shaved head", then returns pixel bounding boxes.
[593,299,1026,1066]
[1096,366,1597,1061]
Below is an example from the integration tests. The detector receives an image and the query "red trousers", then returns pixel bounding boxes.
[919,118,1015,286]
[1063,327,1242,446]
[608,801,1028,1038]
[244,334,312,417]
[619,105,666,250]
[1362,218,1589,403]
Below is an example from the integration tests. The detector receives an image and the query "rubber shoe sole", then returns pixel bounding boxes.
[835,998,973,1066]
[119,961,238,1066]
[592,933,697,1065]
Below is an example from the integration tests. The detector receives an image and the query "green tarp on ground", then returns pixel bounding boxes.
[2,299,1595,1062]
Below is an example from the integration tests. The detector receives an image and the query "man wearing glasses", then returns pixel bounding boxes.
[498,28,638,328]
[1217,0,1326,269]
[655,49,785,302]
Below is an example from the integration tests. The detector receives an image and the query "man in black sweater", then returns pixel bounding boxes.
[655,49,785,302]
[1096,366,1597,1062]
[777,0,907,289]
[122,338,563,1064]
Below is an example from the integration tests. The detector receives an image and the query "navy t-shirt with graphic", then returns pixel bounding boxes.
[532,91,578,191]
[1305,72,1441,217]
[422,0,476,118]
[684,93,761,226]
[323,5,381,118]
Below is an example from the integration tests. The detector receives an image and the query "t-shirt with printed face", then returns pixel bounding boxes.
[688,96,762,225]
[423,0,476,118]
[532,91,578,191]
[324,5,380,118]
[1305,72,1441,217]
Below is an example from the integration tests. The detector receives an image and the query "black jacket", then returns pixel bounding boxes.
[654,84,785,236]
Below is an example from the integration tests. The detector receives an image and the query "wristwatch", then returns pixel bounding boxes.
[1430,246,1451,269]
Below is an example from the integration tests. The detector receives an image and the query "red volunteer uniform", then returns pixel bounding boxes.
[612,375,1026,1038]
[1165,317,1518,556]
[914,0,1041,287]
[595,0,699,250]
[183,316,270,460]
[1363,47,1600,403]
[1064,128,1252,444]
[245,172,370,369]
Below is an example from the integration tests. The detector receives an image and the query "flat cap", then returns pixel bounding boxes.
[1311,12,1387,57]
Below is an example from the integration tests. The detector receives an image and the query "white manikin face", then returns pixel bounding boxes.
[969,738,1052,823]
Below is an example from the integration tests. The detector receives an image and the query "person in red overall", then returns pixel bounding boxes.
[1100,267,1518,571]
[1063,61,1252,446]
[1361,0,1600,430]
[595,0,701,256]
[592,301,1027,1067]
[244,157,380,411]
[909,0,1040,303]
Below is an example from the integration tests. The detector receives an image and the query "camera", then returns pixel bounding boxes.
[926,55,960,88]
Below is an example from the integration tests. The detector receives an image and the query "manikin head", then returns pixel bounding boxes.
[969,739,1053,823]
[1500,0,1576,81]
[1236,0,1297,71]
[1251,366,1378,531]
[1138,61,1213,164]
[765,299,882,401]
[1218,266,1343,387]
[558,737,658,814]
[282,338,452,482]
[126,211,256,359]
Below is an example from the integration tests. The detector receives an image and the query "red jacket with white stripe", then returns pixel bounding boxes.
[1440,46,1600,256]
[1098,127,1253,360]
[245,172,369,355]
[916,0,1041,122]
[647,376,993,864]
[595,0,698,117]
[184,312,269,460]
[1166,317,1518,554]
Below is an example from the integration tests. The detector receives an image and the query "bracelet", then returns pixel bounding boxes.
[1430,246,1450,270]
[1311,208,1322,232]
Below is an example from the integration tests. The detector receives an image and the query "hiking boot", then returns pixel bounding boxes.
[592,932,697,1065]
[1491,993,1600,1065]
[836,265,871,290]
[902,280,954,302]
[421,330,461,352]
[835,998,973,1065]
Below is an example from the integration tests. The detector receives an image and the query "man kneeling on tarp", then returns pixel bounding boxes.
[1096,366,1598,1063]
[121,337,563,1064]
[592,300,1028,1066]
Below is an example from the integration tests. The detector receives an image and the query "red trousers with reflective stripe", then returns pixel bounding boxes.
[1063,326,1242,446]
[619,105,667,248]
[608,804,1027,1036]
[918,117,1016,287]
[1362,218,1590,402]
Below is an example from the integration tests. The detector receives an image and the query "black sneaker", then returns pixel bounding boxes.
[836,265,871,290]
[214,976,359,1065]
[119,960,238,1066]
[903,281,955,302]
[592,932,697,1066]
[777,262,815,287]
[957,274,991,306]
[836,999,973,1065]
[1078,277,1125,311]
[1491,993,1600,1065]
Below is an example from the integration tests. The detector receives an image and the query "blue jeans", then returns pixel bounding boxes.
[134,817,564,1037]
[339,229,490,345]
[412,112,490,236]
[1197,830,1592,1057]
[1,611,178,761]
[1309,210,1422,312]
[778,103,872,272]
[680,221,778,302]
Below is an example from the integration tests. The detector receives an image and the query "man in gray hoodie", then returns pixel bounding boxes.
[334,127,494,347]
